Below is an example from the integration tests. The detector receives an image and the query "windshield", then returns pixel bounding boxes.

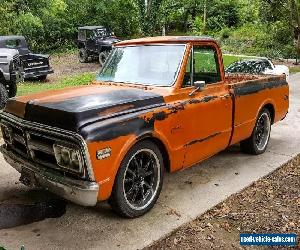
[94,28,110,37]
[97,45,186,86]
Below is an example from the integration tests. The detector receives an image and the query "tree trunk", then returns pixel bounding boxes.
[296,34,300,63]
[162,25,166,36]
[203,0,207,34]
[292,0,300,59]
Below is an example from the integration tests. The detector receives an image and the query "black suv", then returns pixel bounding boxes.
[77,26,120,67]
[0,36,54,81]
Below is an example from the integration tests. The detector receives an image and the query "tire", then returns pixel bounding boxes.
[8,83,17,98]
[99,51,108,67]
[79,48,89,63]
[240,108,271,155]
[0,83,8,109]
[109,140,164,218]
[37,75,47,81]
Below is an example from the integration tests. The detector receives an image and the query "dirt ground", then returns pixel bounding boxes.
[46,52,99,83]
[146,155,300,250]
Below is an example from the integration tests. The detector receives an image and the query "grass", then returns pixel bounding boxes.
[289,66,300,74]
[17,72,95,96]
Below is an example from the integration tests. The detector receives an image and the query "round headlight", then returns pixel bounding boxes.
[70,150,80,167]
[61,148,70,164]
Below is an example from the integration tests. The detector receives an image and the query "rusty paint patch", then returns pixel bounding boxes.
[185,132,221,147]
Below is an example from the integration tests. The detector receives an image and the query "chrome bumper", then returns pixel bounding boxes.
[0,145,99,207]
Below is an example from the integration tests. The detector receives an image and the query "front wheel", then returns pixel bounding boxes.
[109,140,164,218]
[240,108,271,155]
[8,83,17,98]
[78,48,89,63]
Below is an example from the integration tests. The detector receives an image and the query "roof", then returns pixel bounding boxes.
[116,36,217,46]
[78,26,105,30]
[0,35,25,41]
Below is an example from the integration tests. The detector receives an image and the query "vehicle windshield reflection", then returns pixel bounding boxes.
[97,45,186,87]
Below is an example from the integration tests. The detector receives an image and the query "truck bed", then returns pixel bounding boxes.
[224,73,289,145]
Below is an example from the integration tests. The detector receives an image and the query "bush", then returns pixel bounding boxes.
[219,23,297,59]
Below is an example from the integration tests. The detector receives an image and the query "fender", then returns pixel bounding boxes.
[82,105,177,200]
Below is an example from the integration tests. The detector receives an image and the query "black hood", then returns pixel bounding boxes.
[5,85,165,132]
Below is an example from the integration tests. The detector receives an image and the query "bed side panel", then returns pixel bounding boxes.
[229,75,288,145]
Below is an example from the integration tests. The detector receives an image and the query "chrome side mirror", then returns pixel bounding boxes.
[189,80,206,96]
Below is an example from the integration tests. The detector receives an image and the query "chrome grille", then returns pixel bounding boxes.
[1,117,88,179]
[12,54,20,70]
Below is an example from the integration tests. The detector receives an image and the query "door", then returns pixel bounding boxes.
[181,45,233,168]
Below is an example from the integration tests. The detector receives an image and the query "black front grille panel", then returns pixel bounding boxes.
[1,119,88,180]
[12,54,21,70]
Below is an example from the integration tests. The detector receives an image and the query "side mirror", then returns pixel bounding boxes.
[189,80,206,96]
[194,80,206,91]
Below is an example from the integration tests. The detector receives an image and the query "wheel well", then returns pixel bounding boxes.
[263,103,275,124]
[139,137,170,173]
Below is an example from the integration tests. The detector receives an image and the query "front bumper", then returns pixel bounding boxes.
[0,145,99,207]
[24,68,54,79]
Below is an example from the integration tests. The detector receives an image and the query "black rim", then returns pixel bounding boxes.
[123,149,160,210]
[255,113,270,151]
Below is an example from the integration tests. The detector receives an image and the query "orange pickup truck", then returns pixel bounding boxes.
[0,36,289,218]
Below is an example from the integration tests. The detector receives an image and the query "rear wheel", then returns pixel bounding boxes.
[0,83,8,109]
[109,140,164,218]
[240,108,271,155]
[79,48,89,63]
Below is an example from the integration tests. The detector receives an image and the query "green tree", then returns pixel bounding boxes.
[137,0,164,35]
[261,0,300,58]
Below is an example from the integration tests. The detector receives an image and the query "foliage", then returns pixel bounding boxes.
[137,0,163,35]
[0,0,298,58]
[0,0,140,52]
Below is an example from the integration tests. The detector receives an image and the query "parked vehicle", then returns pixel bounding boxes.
[0,48,23,108]
[0,36,289,218]
[77,26,120,67]
[226,58,290,81]
[0,36,54,81]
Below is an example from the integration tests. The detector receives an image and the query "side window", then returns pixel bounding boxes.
[193,46,221,84]
[86,30,94,39]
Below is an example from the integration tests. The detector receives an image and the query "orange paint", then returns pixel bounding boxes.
[3,37,289,202]
[82,37,289,201]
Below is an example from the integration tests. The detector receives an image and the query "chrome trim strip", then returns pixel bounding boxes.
[0,112,95,181]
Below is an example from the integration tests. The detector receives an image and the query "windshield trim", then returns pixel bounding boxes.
[97,44,187,87]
